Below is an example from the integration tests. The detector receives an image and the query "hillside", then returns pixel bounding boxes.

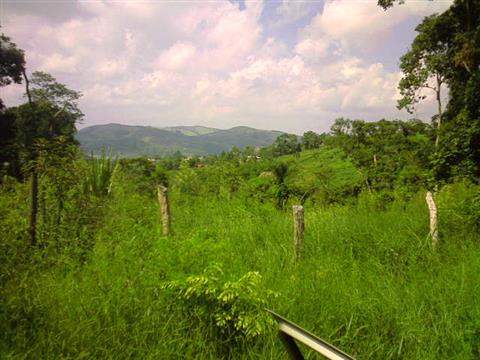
[76,123,283,157]
[162,126,218,136]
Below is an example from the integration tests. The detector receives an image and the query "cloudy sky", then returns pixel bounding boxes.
[1,0,452,133]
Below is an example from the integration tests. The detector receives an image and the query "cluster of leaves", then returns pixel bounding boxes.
[162,266,277,344]
[83,149,119,198]
[326,118,434,195]
[0,33,25,109]
[118,157,169,197]
[391,1,480,182]
[0,31,115,265]
[263,132,324,157]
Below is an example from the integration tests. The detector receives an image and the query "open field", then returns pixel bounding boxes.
[1,164,479,359]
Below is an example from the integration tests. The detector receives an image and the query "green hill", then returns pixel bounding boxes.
[162,126,218,136]
[76,123,283,157]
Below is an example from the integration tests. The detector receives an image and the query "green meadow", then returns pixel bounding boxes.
[1,149,479,359]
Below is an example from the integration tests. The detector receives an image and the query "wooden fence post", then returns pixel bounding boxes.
[157,185,171,236]
[425,191,438,248]
[293,205,304,262]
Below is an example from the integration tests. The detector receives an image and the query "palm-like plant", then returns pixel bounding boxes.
[84,148,118,197]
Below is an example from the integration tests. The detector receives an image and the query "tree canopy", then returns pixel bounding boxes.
[0,33,25,109]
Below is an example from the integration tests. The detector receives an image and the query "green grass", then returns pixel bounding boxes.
[1,176,479,359]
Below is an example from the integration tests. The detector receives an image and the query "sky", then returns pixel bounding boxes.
[1,0,453,134]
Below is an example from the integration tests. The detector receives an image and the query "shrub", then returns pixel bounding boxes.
[83,149,118,197]
[162,265,277,344]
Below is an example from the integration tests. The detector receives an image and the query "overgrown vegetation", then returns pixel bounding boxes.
[1,166,480,358]
[1,0,480,359]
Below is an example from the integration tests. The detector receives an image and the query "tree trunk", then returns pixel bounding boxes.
[435,75,443,148]
[22,69,32,104]
[23,70,39,247]
[29,171,39,246]
[40,180,47,243]
[55,196,64,249]
[157,185,171,236]
[425,191,438,248]
[292,205,304,262]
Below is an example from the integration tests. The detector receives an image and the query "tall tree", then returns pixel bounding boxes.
[272,134,301,156]
[12,71,83,246]
[0,33,25,109]
[0,33,26,178]
[397,14,449,147]
[382,0,480,248]
[301,131,323,150]
[380,0,480,181]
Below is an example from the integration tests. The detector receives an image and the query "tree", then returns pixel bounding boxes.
[242,146,255,158]
[30,71,83,121]
[397,14,449,147]
[382,0,480,248]
[272,162,289,209]
[0,33,25,109]
[325,118,433,193]
[380,0,480,182]
[330,117,352,136]
[15,71,83,246]
[0,33,26,178]
[377,0,404,9]
[0,109,21,179]
[272,134,300,156]
[301,131,323,150]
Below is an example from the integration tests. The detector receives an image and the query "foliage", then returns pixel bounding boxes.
[386,0,480,181]
[272,161,290,208]
[1,70,82,185]
[1,5,480,359]
[2,173,480,358]
[271,133,301,156]
[326,118,434,192]
[301,130,324,150]
[0,109,21,179]
[377,0,404,9]
[162,266,276,344]
[0,32,25,109]
[284,148,363,205]
[83,149,118,198]
[30,71,83,121]
[397,14,449,116]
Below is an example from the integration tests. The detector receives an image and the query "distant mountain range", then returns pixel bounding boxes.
[76,123,284,157]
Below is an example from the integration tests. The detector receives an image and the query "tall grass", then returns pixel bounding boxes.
[1,172,479,358]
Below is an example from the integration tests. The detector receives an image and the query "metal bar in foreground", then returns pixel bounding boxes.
[267,309,356,360]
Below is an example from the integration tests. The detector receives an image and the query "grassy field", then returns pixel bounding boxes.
[1,168,479,359]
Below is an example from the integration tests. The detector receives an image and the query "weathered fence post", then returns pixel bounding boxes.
[425,191,438,248]
[157,185,171,236]
[293,205,304,262]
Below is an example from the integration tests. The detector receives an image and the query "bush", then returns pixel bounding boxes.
[162,265,277,344]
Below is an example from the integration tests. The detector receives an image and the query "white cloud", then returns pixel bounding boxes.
[1,0,449,133]
[295,38,330,60]
[303,0,453,53]
[154,42,196,70]
[39,52,78,73]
